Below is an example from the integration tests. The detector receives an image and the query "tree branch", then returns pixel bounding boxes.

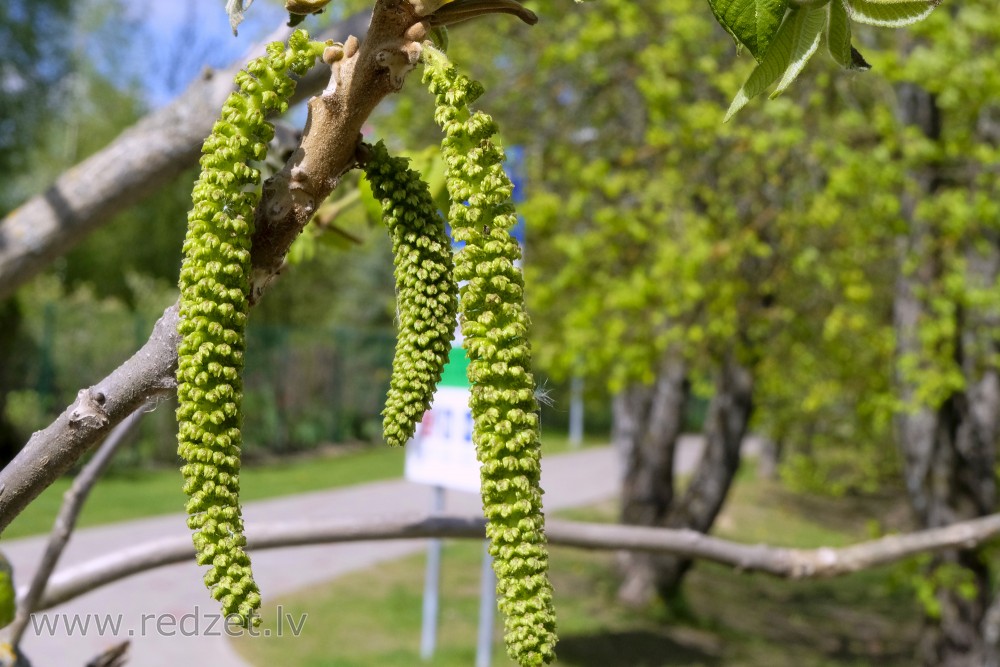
[9,409,144,648]
[0,12,372,302]
[28,512,1000,611]
[0,307,179,534]
[0,0,436,534]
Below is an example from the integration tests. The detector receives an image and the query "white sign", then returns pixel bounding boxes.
[405,386,481,493]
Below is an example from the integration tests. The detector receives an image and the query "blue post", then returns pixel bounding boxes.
[420,485,446,660]
[475,541,497,667]
[569,374,584,448]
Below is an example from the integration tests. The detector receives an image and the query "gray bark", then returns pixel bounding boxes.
[0,1,434,534]
[613,353,688,606]
[614,352,754,607]
[893,82,999,667]
[654,353,753,598]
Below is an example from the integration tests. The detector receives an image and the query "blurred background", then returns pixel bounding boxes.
[1,0,998,665]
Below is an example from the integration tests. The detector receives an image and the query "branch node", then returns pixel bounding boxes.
[355,141,373,167]
[405,20,430,42]
[344,34,360,58]
[376,42,422,90]
[322,44,344,65]
[68,389,110,429]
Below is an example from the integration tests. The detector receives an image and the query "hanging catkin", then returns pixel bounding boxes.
[423,46,557,667]
[176,30,325,626]
[364,140,458,447]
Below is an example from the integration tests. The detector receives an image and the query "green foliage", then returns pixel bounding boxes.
[843,0,939,28]
[872,2,1000,415]
[4,275,177,439]
[175,30,325,626]
[424,46,557,667]
[894,555,983,620]
[363,140,458,448]
[716,0,938,118]
[454,0,911,491]
[236,476,922,667]
[724,5,827,121]
[0,552,13,630]
[0,0,73,211]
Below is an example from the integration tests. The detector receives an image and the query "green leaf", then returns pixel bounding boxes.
[724,7,825,121]
[707,0,790,61]
[842,0,939,27]
[772,6,826,97]
[826,3,872,72]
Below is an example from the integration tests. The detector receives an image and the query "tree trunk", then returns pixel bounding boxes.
[654,353,754,598]
[614,352,754,607]
[894,82,1000,667]
[614,353,688,607]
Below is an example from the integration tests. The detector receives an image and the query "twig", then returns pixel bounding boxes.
[28,511,1000,611]
[9,409,145,648]
[84,640,129,667]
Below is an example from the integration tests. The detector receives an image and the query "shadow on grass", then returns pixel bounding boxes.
[556,629,722,666]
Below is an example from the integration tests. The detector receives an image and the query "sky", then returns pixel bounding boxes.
[108,0,293,107]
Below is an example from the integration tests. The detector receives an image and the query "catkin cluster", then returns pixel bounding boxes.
[176,30,324,626]
[423,47,557,666]
[365,141,458,447]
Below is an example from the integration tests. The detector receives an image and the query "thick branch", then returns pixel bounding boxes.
[0,0,432,534]
[0,13,371,302]
[29,512,1000,611]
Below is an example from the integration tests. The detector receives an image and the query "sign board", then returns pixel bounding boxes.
[404,346,481,494]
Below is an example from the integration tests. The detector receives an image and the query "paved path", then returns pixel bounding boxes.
[0,437,731,666]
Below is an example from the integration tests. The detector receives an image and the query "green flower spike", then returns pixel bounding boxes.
[364,141,458,448]
[176,29,325,627]
[422,47,557,666]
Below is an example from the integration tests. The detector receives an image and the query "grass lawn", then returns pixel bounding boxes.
[1,430,601,540]
[233,473,920,666]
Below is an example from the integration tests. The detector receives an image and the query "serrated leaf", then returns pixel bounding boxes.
[827,1,872,70]
[826,0,854,68]
[771,6,826,97]
[724,8,804,121]
[842,0,939,27]
[708,0,790,61]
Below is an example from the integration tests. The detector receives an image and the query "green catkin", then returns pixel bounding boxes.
[364,141,459,447]
[422,47,558,666]
[176,30,325,626]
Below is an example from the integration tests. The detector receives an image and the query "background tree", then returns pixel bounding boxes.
[880,7,1000,664]
[0,0,74,467]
